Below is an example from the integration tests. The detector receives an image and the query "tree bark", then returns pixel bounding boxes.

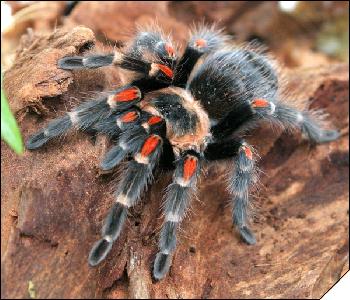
[1,4,349,299]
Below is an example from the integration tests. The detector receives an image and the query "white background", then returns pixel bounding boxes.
[322,272,349,300]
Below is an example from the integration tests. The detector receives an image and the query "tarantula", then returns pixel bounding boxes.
[26,25,339,280]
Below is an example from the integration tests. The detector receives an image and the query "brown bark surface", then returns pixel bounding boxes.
[1,2,349,299]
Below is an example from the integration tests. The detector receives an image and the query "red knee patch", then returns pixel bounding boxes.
[165,43,175,58]
[156,64,174,79]
[251,98,269,108]
[114,87,141,102]
[242,145,253,160]
[120,111,138,123]
[183,156,198,181]
[147,116,163,126]
[194,39,207,48]
[140,135,161,157]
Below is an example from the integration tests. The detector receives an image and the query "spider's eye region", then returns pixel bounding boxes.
[164,43,176,58]
[193,38,207,49]
[113,87,141,102]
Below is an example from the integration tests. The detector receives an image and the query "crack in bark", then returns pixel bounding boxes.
[312,239,349,298]
[19,232,59,248]
[101,263,129,298]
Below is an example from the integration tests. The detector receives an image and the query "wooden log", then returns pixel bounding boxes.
[1,24,348,299]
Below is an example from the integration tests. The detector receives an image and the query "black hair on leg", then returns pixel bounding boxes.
[58,52,153,76]
[26,84,145,150]
[173,25,228,88]
[58,54,115,70]
[203,138,257,244]
[249,98,340,144]
[89,134,163,266]
[187,48,278,123]
[274,104,340,143]
[58,52,151,74]
[91,111,121,139]
[26,115,73,150]
[153,151,200,281]
[59,26,178,80]
[100,126,146,171]
[59,51,174,84]
[100,111,166,170]
[26,96,111,150]
[128,30,177,67]
[230,141,257,245]
[26,81,170,151]
[204,138,242,161]
[210,103,254,140]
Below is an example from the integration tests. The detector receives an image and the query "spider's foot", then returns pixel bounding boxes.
[58,56,84,70]
[239,226,256,245]
[88,238,113,266]
[58,54,115,70]
[26,131,50,150]
[316,129,340,143]
[302,128,341,144]
[153,252,172,281]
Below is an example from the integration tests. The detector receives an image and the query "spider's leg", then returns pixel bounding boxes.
[27,75,173,151]
[26,96,112,150]
[186,47,339,143]
[59,52,174,83]
[59,27,177,72]
[204,138,242,160]
[89,134,163,266]
[58,54,115,70]
[250,99,340,143]
[42,29,175,151]
[210,99,339,144]
[100,112,165,171]
[153,151,200,281]
[205,139,258,245]
[59,28,177,83]
[210,101,254,140]
[229,141,257,245]
[26,85,143,150]
[90,111,121,140]
[173,25,227,88]
[128,29,177,67]
[99,110,145,170]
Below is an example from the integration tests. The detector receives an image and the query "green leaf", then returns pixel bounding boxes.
[1,81,24,154]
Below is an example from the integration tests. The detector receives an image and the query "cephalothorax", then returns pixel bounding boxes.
[26,25,339,280]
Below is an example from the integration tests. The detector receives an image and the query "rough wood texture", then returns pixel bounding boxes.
[1,2,349,299]
[2,26,96,115]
